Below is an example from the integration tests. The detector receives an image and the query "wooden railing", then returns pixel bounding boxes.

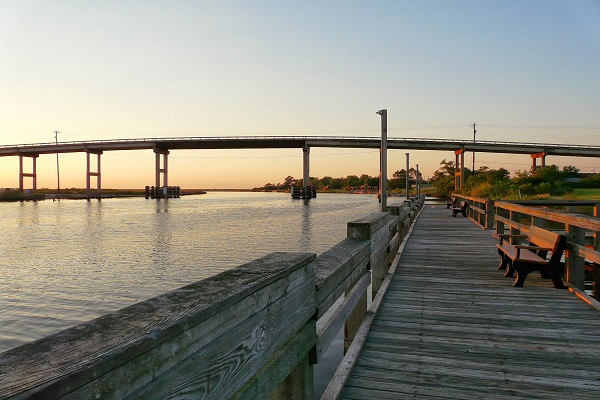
[0,195,425,400]
[452,194,494,229]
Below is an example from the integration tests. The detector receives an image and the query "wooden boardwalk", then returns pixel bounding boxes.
[340,204,600,399]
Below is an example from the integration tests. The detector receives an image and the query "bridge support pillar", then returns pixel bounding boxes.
[531,152,547,172]
[86,151,103,197]
[154,148,170,189]
[19,154,39,193]
[302,145,310,187]
[454,149,465,190]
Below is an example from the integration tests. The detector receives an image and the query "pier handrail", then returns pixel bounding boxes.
[0,195,426,399]
[452,194,495,229]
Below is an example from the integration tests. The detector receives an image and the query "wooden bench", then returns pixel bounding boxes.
[446,197,457,209]
[452,201,468,217]
[497,225,566,288]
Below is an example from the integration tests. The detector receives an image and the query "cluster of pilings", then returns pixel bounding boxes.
[291,186,316,199]
[145,186,181,199]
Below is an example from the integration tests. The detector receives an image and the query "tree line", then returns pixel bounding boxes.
[254,168,426,192]
[429,159,598,198]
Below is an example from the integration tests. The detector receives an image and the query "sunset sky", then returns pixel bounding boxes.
[1,1,599,189]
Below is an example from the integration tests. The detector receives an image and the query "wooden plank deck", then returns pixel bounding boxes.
[340,204,600,399]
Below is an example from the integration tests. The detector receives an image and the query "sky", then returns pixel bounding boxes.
[1,0,599,189]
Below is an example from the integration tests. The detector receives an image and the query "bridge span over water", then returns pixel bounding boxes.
[2,136,599,193]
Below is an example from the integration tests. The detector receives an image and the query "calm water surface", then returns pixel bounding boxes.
[0,192,380,352]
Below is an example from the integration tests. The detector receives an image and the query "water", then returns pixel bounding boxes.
[0,192,380,353]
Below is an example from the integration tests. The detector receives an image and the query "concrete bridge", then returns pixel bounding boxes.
[2,136,600,194]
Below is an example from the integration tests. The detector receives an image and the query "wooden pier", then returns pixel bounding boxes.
[330,204,600,399]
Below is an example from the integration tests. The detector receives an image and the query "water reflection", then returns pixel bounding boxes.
[152,199,173,267]
[17,201,39,226]
[299,200,313,250]
[0,192,380,353]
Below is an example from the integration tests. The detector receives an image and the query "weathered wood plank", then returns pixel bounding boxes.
[315,238,369,320]
[312,273,370,363]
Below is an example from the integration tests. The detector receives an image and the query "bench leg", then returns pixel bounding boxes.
[452,211,457,217]
[497,250,508,270]
[504,261,515,278]
[513,263,538,287]
[544,266,567,289]
[461,211,467,217]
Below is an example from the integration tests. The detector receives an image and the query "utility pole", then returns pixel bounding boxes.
[472,122,477,174]
[55,130,61,197]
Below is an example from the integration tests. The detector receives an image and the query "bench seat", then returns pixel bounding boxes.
[496,243,549,265]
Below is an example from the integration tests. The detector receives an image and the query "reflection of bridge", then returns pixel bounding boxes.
[2,136,599,193]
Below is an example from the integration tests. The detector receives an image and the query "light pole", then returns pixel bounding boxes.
[405,153,410,199]
[416,163,420,196]
[55,130,60,197]
[376,109,387,211]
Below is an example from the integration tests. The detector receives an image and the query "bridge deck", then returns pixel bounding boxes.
[340,205,600,399]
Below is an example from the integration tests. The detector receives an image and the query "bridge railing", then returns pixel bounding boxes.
[0,195,425,399]
[2,136,600,152]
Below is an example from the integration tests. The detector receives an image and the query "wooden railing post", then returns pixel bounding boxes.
[565,224,586,290]
[509,210,521,244]
[532,216,547,229]
[594,204,600,299]
[345,219,373,352]
[485,198,494,229]
[495,206,506,236]
[270,354,313,400]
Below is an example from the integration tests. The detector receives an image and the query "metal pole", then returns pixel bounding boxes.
[416,164,420,196]
[472,122,476,174]
[405,152,410,200]
[377,109,387,211]
[55,130,60,197]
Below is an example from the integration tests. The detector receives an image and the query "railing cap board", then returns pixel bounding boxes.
[496,201,600,231]
[0,252,315,399]
[505,200,600,206]
[386,204,407,218]
[347,212,389,237]
[315,238,370,291]
[453,194,488,203]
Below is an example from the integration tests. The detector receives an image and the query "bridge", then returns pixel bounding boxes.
[1,196,599,398]
[3,136,600,194]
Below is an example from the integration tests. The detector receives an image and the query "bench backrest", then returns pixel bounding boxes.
[460,201,468,210]
[527,226,566,265]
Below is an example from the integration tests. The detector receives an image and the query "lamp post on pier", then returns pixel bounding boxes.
[377,109,387,211]
[416,164,420,196]
[405,153,410,200]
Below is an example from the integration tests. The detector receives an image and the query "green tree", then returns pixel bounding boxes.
[429,160,456,197]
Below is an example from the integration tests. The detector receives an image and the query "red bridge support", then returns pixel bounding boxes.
[454,149,465,190]
[531,152,547,172]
